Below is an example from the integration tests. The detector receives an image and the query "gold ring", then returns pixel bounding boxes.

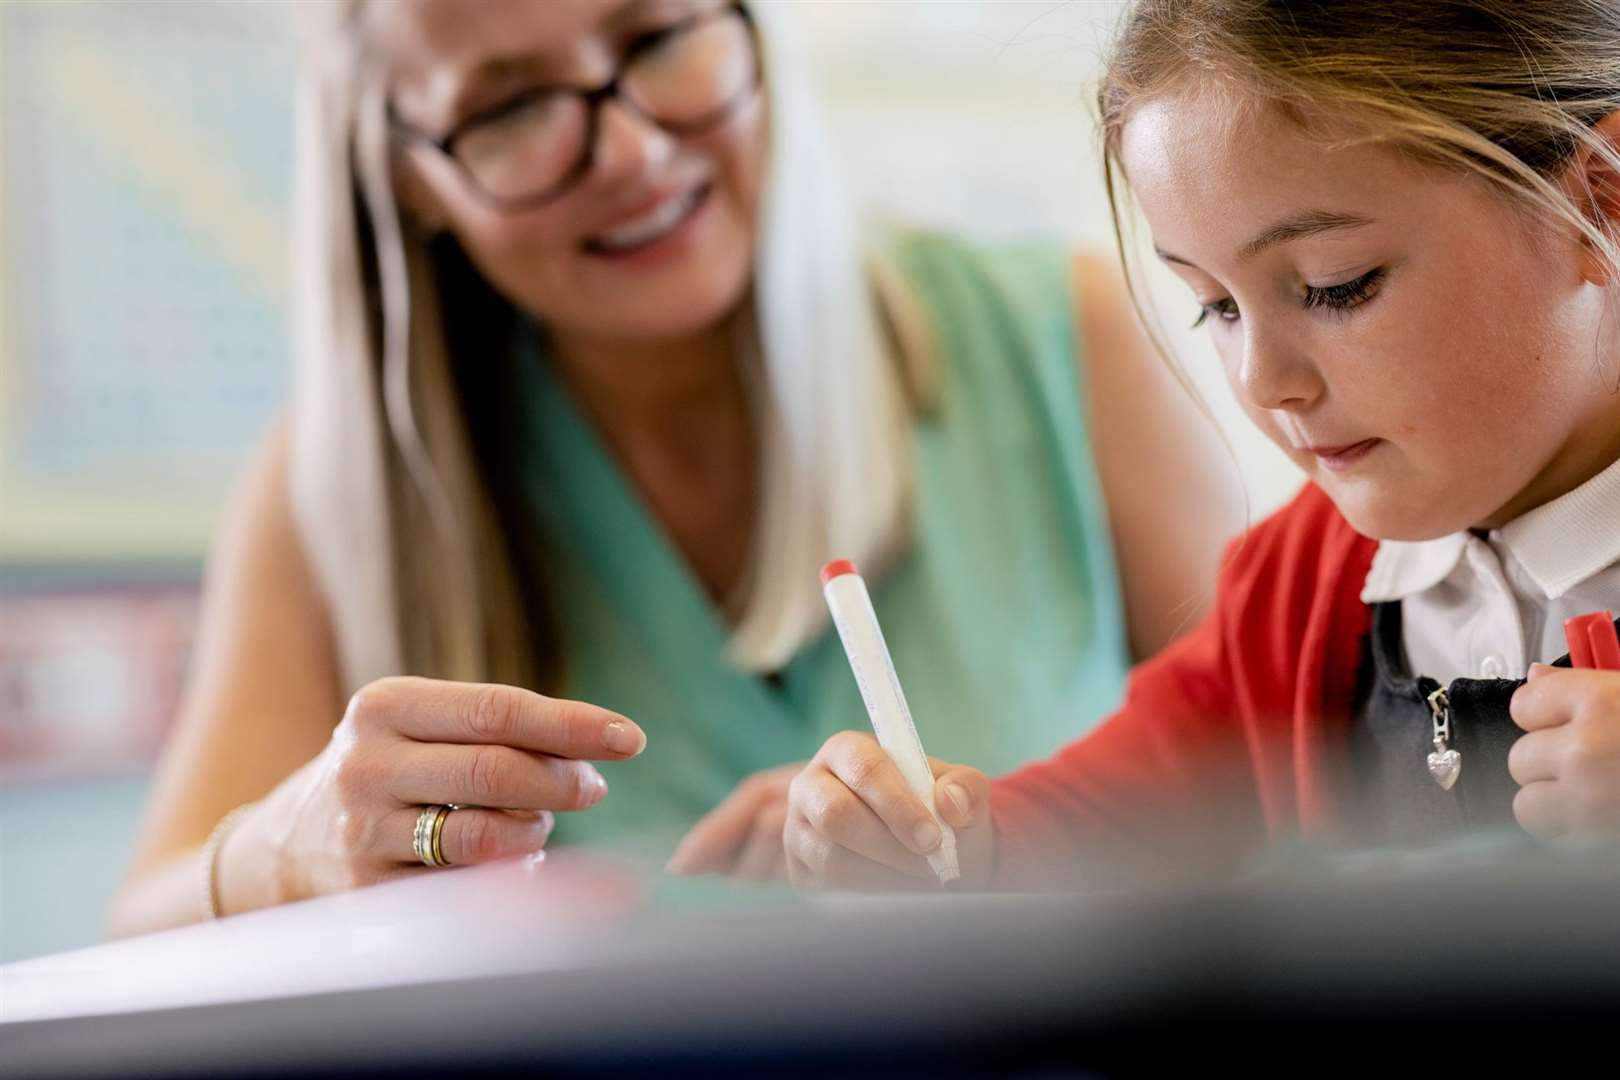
[412,804,456,868]
[431,803,454,868]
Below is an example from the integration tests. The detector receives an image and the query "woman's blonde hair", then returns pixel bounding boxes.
[287,1,919,694]
[1097,0,1620,324]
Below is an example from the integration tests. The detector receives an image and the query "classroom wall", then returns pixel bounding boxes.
[0,0,1303,963]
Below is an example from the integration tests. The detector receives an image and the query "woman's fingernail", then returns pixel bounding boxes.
[913,820,942,852]
[582,768,608,806]
[604,721,645,755]
[944,783,973,820]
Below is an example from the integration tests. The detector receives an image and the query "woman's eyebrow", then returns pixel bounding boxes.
[604,0,671,34]
[448,0,662,103]
[458,53,544,93]
[1155,210,1375,269]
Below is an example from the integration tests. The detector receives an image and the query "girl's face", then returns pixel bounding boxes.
[1120,85,1620,540]
[382,0,765,346]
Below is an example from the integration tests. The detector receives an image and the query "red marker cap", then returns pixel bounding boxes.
[1565,613,1597,669]
[820,559,859,585]
[1567,611,1620,671]
[1591,615,1620,671]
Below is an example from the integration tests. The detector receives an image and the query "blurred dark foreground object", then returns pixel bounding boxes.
[9,846,1620,1077]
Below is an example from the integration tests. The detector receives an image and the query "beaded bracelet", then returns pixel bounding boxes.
[199,804,255,921]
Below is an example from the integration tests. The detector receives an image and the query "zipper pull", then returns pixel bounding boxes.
[1426,686,1461,791]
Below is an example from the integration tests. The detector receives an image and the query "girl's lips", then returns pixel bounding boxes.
[1310,438,1382,471]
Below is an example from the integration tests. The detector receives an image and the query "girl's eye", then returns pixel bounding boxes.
[1304,267,1386,313]
[1190,297,1239,329]
[1191,267,1387,328]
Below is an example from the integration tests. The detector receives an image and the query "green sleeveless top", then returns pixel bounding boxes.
[515,232,1130,851]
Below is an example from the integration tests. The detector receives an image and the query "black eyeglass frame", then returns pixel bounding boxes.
[390,2,759,212]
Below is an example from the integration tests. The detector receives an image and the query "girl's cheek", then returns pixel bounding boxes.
[1243,408,1302,461]
[1218,345,1256,410]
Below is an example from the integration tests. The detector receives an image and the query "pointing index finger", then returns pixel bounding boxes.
[363,678,647,759]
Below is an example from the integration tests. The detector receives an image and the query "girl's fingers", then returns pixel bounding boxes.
[789,768,938,881]
[667,769,789,875]
[1513,780,1567,839]
[1509,668,1609,732]
[731,799,790,883]
[933,768,992,830]
[816,732,944,857]
[788,828,938,891]
[386,742,608,812]
[666,795,754,875]
[1507,729,1561,786]
[378,805,554,865]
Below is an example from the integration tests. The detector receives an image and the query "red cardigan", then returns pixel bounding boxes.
[991,483,1380,886]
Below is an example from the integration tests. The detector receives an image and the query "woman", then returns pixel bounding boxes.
[108,0,1236,935]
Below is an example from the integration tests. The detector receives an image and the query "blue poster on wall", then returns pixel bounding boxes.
[0,0,293,565]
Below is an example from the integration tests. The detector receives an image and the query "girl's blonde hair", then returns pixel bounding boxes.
[1098,0,1620,322]
[287,2,920,694]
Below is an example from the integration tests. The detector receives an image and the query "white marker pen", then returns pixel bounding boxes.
[820,559,959,885]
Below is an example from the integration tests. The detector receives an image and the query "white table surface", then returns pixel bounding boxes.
[12,856,1620,1077]
[0,848,750,1025]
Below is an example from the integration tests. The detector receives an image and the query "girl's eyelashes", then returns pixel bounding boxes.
[1190,296,1239,329]
[1189,266,1388,329]
[1303,266,1386,313]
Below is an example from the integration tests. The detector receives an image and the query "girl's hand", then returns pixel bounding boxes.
[217,677,646,913]
[1509,664,1620,841]
[666,763,802,883]
[782,731,994,890]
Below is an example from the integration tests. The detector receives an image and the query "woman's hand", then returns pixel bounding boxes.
[782,731,994,890]
[1510,664,1620,842]
[216,677,646,913]
[666,763,802,882]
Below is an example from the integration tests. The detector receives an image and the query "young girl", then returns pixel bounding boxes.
[783,0,1620,891]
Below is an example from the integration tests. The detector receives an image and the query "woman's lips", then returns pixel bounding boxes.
[583,184,711,258]
[1309,438,1382,472]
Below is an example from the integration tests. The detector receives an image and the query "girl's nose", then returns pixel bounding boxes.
[1234,322,1324,413]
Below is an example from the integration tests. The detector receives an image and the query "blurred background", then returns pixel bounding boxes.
[0,0,1300,963]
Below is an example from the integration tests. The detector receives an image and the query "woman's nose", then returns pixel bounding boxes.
[587,98,676,185]
[1233,322,1324,413]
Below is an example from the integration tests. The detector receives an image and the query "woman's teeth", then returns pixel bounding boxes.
[590,189,703,253]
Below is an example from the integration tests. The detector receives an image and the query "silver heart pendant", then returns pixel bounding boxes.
[1427,748,1461,791]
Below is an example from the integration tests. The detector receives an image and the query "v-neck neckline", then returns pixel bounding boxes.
[513,331,808,719]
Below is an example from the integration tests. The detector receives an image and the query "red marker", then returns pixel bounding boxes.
[1564,611,1620,671]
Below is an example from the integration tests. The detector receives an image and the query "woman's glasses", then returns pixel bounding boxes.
[391,3,759,212]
